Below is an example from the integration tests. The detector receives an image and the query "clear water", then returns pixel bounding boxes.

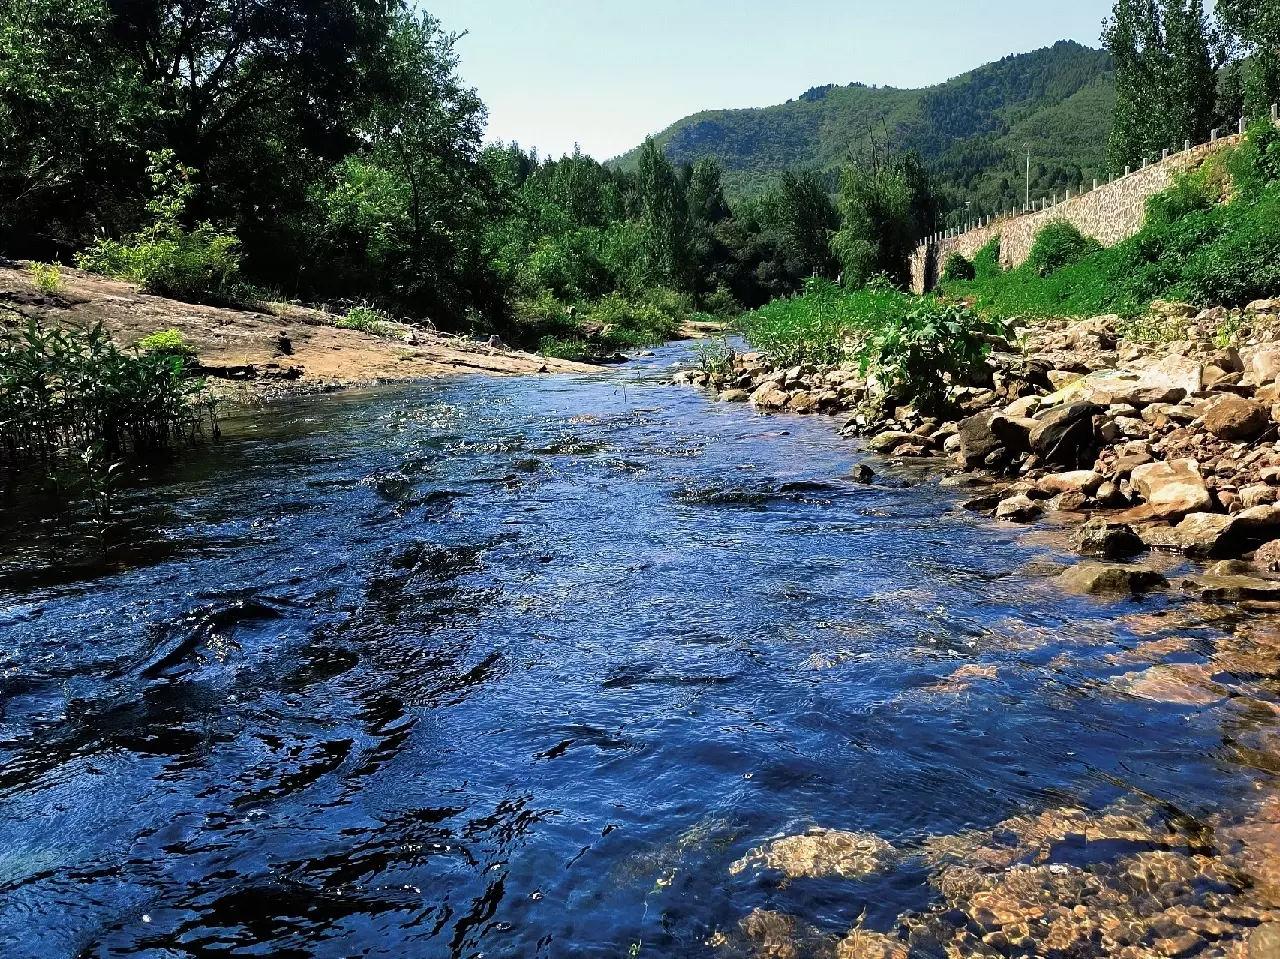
[0,345,1274,958]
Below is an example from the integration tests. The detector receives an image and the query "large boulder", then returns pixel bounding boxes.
[1251,349,1280,385]
[1202,394,1271,440]
[1070,520,1146,559]
[956,412,1030,469]
[1145,507,1280,558]
[1029,402,1099,468]
[1059,563,1168,596]
[1130,459,1212,520]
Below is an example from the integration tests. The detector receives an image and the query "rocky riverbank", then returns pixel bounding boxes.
[675,299,1280,600]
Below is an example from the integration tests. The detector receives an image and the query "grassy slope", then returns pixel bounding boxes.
[613,42,1115,206]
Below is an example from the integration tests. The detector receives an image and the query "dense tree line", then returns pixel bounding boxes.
[1104,0,1279,176]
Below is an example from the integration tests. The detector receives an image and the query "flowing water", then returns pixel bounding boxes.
[1,345,1278,959]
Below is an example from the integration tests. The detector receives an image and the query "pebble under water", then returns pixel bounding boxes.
[1,344,1278,959]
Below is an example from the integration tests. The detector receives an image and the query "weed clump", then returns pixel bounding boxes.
[0,321,216,474]
[30,262,62,295]
[137,329,198,359]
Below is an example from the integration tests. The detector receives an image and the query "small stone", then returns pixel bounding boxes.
[718,389,749,403]
[1243,484,1278,509]
[996,495,1044,523]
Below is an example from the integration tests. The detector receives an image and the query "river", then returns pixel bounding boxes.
[1,344,1277,958]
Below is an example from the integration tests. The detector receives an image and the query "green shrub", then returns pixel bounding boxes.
[137,329,198,359]
[856,298,1007,413]
[77,150,241,302]
[973,237,1002,279]
[942,253,975,282]
[1228,120,1280,198]
[0,320,216,472]
[1026,221,1102,277]
[30,262,62,295]
[738,276,1007,412]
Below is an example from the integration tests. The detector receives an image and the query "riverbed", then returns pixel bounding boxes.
[1,344,1277,958]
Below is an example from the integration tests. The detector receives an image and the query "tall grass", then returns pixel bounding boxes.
[0,321,217,475]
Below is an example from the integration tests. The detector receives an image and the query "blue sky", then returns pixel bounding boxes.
[427,0,1116,161]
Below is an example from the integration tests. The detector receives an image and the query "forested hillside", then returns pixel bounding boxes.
[616,42,1118,219]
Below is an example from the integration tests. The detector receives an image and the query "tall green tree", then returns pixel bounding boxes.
[635,138,693,291]
[1104,0,1218,174]
[1217,0,1280,118]
[830,162,916,288]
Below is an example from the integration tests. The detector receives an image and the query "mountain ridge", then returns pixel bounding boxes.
[614,41,1117,218]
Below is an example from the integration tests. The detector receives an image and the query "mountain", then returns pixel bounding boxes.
[614,41,1116,217]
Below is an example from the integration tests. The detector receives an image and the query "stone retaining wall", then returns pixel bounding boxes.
[910,131,1255,294]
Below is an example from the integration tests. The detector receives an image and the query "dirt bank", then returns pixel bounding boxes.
[0,263,597,399]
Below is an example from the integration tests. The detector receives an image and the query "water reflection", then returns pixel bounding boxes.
[0,347,1276,957]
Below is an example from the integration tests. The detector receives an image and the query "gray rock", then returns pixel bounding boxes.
[1030,402,1099,468]
[1070,520,1146,559]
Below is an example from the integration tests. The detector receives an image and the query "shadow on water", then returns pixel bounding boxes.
[0,349,1278,958]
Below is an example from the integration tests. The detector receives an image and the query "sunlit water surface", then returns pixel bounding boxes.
[0,344,1277,958]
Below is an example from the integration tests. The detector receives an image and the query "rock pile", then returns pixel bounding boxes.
[675,300,1280,594]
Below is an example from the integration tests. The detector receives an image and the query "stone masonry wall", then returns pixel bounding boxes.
[909,133,1250,294]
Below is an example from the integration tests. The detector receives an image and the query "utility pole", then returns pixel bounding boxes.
[1025,146,1031,212]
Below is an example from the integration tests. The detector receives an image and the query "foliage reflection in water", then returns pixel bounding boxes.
[0,344,1277,959]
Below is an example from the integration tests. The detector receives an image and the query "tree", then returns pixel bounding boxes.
[1104,0,1218,174]
[635,139,693,291]
[1217,0,1280,118]
[774,171,840,279]
[687,158,732,225]
[830,163,916,288]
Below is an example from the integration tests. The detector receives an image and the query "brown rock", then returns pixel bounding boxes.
[1130,459,1213,519]
[867,430,916,454]
[1202,395,1271,440]
[1243,484,1279,509]
[751,382,790,410]
[718,389,749,403]
[996,495,1044,523]
[1039,470,1104,496]
[1256,539,1280,571]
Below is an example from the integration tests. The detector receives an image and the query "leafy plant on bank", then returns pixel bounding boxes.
[739,276,1007,412]
[0,320,217,474]
[77,150,241,302]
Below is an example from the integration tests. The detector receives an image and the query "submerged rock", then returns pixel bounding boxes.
[729,828,896,881]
